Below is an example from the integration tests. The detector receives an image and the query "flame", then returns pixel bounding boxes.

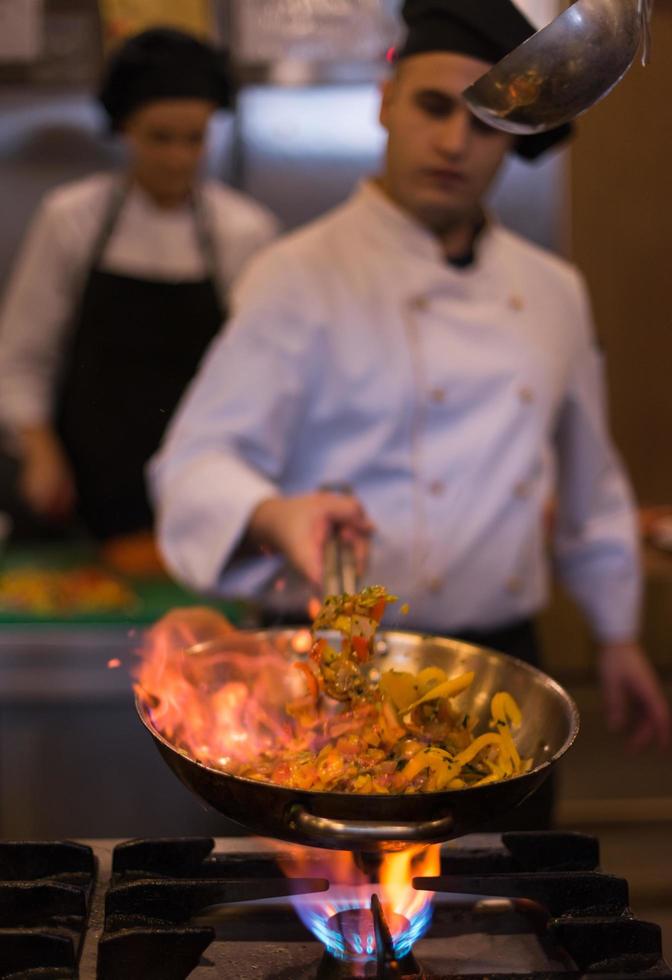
[133,608,301,770]
[276,842,440,962]
[107,658,122,670]
[135,610,440,962]
[308,596,322,621]
[291,628,313,654]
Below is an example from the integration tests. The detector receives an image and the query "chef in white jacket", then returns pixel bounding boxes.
[151,0,670,801]
[0,28,277,541]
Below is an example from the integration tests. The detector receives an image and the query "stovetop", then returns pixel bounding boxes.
[1,832,670,980]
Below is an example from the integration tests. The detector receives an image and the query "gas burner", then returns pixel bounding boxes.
[316,895,420,978]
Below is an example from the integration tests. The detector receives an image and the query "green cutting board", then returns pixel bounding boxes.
[0,543,246,626]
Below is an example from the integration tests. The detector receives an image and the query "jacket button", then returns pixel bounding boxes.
[509,294,525,311]
[410,295,430,312]
[514,481,532,499]
[429,480,445,496]
[426,577,444,594]
[506,576,524,595]
[518,386,535,404]
[429,388,446,404]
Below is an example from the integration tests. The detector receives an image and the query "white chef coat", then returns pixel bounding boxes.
[150,181,641,643]
[0,173,279,430]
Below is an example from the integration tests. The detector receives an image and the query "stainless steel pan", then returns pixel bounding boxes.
[136,628,579,851]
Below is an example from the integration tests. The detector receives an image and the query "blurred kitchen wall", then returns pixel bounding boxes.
[571,2,672,505]
[0,0,567,305]
[228,0,567,249]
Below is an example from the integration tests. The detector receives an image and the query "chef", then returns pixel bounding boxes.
[0,27,278,541]
[150,0,670,805]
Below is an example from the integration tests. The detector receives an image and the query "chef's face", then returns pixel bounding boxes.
[379,52,514,233]
[123,99,216,206]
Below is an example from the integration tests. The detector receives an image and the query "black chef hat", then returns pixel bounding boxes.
[99,27,233,130]
[396,0,572,160]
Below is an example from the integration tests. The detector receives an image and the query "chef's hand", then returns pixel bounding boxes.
[598,640,671,751]
[19,427,77,521]
[249,492,374,588]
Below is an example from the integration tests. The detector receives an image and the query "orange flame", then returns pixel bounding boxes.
[308,596,322,621]
[133,608,302,770]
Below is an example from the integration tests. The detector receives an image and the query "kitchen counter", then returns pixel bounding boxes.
[0,542,252,839]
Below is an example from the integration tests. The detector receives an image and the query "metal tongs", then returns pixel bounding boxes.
[463,0,654,134]
[323,528,358,598]
[321,483,358,598]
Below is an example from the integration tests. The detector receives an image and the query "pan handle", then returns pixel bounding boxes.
[287,805,454,844]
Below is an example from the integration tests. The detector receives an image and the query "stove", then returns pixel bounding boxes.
[1,832,670,980]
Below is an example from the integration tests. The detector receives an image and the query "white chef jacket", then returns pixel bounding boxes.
[150,181,641,643]
[0,173,279,430]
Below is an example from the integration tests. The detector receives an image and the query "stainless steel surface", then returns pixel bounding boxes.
[464,0,652,134]
[236,58,390,86]
[137,628,580,851]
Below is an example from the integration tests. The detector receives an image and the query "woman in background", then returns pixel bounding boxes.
[0,27,278,544]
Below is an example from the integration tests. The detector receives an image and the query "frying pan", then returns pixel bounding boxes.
[136,627,579,851]
[463,0,652,134]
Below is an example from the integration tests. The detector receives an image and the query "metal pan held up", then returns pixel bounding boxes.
[136,628,579,852]
[463,0,652,134]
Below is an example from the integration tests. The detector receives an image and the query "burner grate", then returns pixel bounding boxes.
[0,841,96,980]
[97,838,329,980]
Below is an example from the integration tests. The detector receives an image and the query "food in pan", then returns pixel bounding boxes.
[232,587,532,794]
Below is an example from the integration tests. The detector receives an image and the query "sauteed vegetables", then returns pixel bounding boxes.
[233,588,532,794]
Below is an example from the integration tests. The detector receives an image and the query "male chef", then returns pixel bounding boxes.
[151,0,670,809]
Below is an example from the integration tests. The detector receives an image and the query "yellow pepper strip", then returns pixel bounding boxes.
[380,670,420,711]
[415,666,448,693]
[403,671,475,714]
[472,773,501,787]
[491,692,522,727]
[490,692,522,771]
[401,747,455,785]
[401,731,508,792]
[453,732,504,767]
[484,757,508,778]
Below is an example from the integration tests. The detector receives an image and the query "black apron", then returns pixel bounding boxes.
[58,182,225,540]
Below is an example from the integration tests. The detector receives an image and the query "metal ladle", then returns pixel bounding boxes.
[463,0,653,134]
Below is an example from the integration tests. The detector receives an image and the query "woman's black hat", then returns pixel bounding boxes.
[99,27,233,130]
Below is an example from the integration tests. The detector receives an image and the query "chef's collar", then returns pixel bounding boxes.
[446,213,486,268]
[358,180,495,270]
[394,0,572,161]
